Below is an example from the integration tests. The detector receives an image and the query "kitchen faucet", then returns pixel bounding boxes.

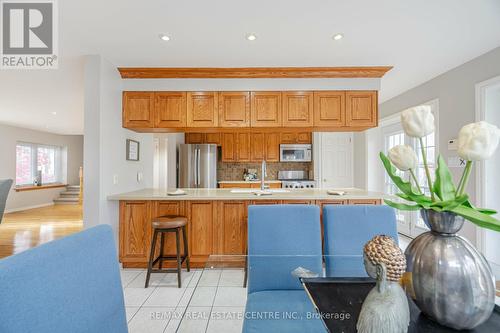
[260,160,268,190]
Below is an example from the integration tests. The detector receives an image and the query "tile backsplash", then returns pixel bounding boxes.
[217,161,313,181]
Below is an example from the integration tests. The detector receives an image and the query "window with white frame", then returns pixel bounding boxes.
[16,142,62,186]
[381,100,439,237]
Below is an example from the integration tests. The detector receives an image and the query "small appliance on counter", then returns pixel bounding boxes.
[243,168,258,181]
[278,170,316,189]
[279,144,312,162]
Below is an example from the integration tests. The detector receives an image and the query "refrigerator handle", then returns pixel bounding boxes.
[194,147,199,187]
[196,148,201,187]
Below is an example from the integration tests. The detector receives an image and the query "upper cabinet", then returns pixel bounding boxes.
[345,91,377,127]
[123,90,378,132]
[155,92,187,128]
[187,92,219,127]
[250,92,282,127]
[313,91,345,127]
[123,92,155,128]
[280,132,312,144]
[282,92,314,127]
[218,92,250,127]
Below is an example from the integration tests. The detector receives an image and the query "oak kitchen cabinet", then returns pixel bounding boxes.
[219,182,282,189]
[236,133,251,162]
[185,132,221,145]
[250,92,282,127]
[187,92,219,127]
[313,91,345,127]
[221,132,282,163]
[118,198,382,268]
[221,133,237,162]
[155,92,187,128]
[346,91,377,127]
[265,132,280,162]
[280,132,312,144]
[218,92,250,127]
[123,92,155,129]
[282,91,314,127]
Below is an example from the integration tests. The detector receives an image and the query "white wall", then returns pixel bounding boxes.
[358,46,500,245]
[83,55,153,240]
[0,123,83,212]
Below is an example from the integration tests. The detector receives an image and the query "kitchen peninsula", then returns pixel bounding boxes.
[109,188,388,268]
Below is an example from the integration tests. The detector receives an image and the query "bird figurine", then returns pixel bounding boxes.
[356,235,410,333]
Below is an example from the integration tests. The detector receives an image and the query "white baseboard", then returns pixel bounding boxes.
[5,202,55,214]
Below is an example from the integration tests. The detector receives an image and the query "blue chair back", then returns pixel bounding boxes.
[247,205,323,294]
[0,225,128,333]
[323,205,398,277]
[0,179,13,224]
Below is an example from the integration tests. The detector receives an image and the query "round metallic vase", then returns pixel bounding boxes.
[405,209,496,330]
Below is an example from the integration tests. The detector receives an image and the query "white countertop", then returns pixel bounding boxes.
[107,188,390,201]
[218,180,282,183]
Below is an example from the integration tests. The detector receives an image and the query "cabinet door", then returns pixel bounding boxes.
[119,201,151,262]
[282,91,314,127]
[313,91,345,127]
[265,133,280,162]
[154,92,187,128]
[185,133,204,144]
[204,133,221,145]
[187,92,218,127]
[280,132,297,144]
[154,201,185,256]
[188,201,214,258]
[221,133,237,162]
[250,92,282,127]
[296,132,312,144]
[345,91,377,127]
[215,201,247,254]
[218,92,250,127]
[236,133,251,162]
[250,133,265,162]
[123,92,154,128]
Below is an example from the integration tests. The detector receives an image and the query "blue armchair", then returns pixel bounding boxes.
[323,204,399,277]
[0,225,128,333]
[243,205,326,333]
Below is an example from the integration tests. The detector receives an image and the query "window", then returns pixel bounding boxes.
[16,143,62,186]
[381,100,439,237]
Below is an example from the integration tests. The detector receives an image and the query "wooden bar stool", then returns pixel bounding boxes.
[145,216,190,288]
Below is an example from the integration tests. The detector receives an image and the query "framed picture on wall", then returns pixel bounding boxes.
[126,139,140,161]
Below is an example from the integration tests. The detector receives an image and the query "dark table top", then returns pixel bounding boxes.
[301,277,500,333]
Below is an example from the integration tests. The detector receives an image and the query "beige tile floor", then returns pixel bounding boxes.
[121,268,247,333]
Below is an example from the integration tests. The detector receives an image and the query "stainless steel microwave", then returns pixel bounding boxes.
[279,144,312,162]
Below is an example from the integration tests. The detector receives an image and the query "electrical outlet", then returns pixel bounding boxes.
[113,174,118,185]
[137,172,143,183]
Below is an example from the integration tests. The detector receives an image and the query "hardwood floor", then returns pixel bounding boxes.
[0,204,83,259]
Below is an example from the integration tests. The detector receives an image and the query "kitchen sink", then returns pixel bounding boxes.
[229,189,290,194]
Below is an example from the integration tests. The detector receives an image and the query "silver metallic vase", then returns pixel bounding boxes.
[405,209,496,330]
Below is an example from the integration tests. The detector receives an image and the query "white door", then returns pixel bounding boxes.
[320,133,353,188]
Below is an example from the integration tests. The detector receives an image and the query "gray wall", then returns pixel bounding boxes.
[377,46,500,244]
[0,123,83,211]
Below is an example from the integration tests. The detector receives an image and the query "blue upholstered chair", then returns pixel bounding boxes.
[0,225,128,333]
[323,205,398,277]
[243,205,326,333]
[0,179,13,224]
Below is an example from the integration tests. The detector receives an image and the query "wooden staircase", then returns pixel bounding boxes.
[53,185,81,205]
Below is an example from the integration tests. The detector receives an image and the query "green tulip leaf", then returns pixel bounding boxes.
[384,199,422,211]
[451,205,500,232]
[433,155,456,201]
[431,194,469,211]
[462,200,498,216]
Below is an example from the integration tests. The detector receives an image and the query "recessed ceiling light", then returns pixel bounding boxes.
[332,33,344,41]
[246,33,257,41]
[51,111,57,115]
[159,34,171,41]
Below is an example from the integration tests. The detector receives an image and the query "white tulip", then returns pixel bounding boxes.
[457,121,500,161]
[388,145,418,171]
[401,106,435,138]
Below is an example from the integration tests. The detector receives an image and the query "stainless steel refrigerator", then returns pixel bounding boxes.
[178,144,218,188]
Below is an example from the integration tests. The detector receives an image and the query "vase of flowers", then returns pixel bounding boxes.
[380,106,500,330]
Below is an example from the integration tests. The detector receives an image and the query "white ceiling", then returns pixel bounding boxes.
[1,0,500,134]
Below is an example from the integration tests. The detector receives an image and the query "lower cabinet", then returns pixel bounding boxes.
[119,198,381,267]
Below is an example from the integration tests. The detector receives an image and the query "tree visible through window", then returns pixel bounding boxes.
[16,143,62,186]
